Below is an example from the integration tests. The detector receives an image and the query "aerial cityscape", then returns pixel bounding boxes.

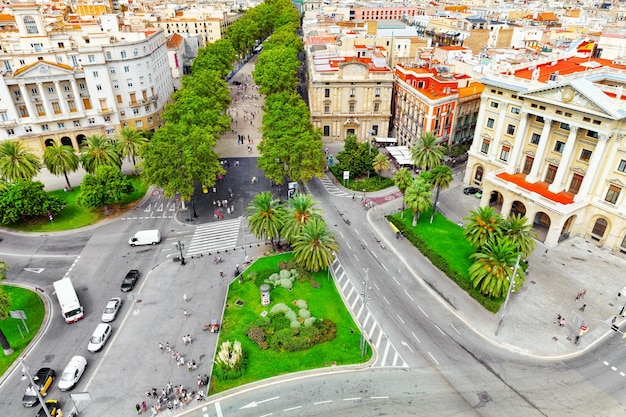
[0,0,625,416]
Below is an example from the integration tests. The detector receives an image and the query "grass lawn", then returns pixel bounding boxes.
[210,253,370,393]
[4,175,148,232]
[0,286,45,374]
[391,207,503,312]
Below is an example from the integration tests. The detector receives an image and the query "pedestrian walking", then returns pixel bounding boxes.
[219,270,224,278]
[579,304,587,312]
[352,193,355,202]
[187,334,192,345]
[159,342,163,353]
[151,406,157,416]
[184,309,188,319]
[165,342,170,352]
[135,403,141,414]
[559,317,565,327]
[575,294,579,302]
[183,293,188,303]
[142,401,147,413]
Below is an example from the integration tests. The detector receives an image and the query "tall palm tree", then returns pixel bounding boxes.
[501,214,537,258]
[372,153,390,182]
[469,239,524,298]
[281,194,322,245]
[0,259,13,355]
[292,217,339,272]
[464,206,504,251]
[0,141,41,182]
[43,142,80,191]
[428,165,453,224]
[394,167,413,218]
[404,177,432,227]
[246,192,284,250]
[80,134,121,175]
[117,126,148,167]
[410,131,445,172]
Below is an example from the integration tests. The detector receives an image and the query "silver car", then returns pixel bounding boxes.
[101,297,122,323]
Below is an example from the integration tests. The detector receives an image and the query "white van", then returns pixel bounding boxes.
[129,229,161,246]
[87,323,112,352]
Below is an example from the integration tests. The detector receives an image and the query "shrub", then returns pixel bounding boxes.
[247,327,265,345]
[315,319,337,343]
[299,308,311,319]
[290,320,300,328]
[269,303,290,316]
[270,328,295,351]
[303,317,316,327]
[294,299,308,309]
[279,269,291,279]
[280,278,293,290]
[284,309,297,323]
[214,340,248,381]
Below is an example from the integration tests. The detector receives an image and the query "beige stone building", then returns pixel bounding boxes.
[464,55,626,253]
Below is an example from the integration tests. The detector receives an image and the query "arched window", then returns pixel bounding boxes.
[77,134,87,147]
[44,139,55,147]
[23,16,39,35]
[61,136,73,147]
[474,166,483,183]
[591,218,608,240]
[133,48,139,57]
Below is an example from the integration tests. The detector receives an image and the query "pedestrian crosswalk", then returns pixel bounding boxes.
[318,174,351,197]
[330,259,408,368]
[120,201,176,221]
[186,217,242,257]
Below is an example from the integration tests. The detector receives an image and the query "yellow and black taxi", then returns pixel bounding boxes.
[22,367,56,407]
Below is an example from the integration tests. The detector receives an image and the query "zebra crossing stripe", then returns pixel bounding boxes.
[375,328,384,349]
[186,218,242,256]
[380,340,391,365]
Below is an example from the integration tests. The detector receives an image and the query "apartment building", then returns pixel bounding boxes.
[0,4,174,157]
[152,8,240,47]
[464,55,626,252]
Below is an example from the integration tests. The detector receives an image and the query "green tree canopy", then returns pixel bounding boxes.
[410,131,445,171]
[426,164,453,223]
[80,134,121,175]
[0,180,64,224]
[246,191,284,249]
[334,134,376,178]
[76,165,133,209]
[281,194,322,244]
[464,206,504,251]
[253,45,300,95]
[43,142,79,191]
[117,126,148,167]
[469,239,524,298]
[404,177,432,227]
[0,259,12,354]
[191,39,236,77]
[0,140,41,182]
[372,153,391,181]
[292,217,339,272]
[501,214,537,258]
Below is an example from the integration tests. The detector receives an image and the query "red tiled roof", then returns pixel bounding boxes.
[496,172,575,205]
[513,56,626,83]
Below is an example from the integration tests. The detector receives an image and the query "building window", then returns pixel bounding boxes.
[511,106,520,114]
[88,55,95,63]
[133,108,140,115]
[490,101,499,109]
[480,139,490,154]
[506,124,516,135]
[545,164,557,184]
[350,88,355,98]
[73,121,80,127]
[136,120,143,127]
[110,68,116,74]
[113,81,119,89]
[554,141,565,153]
[605,185,621,204]
[106,52,112,59]
[591,218,607,240]
[374,102,380,112]
[48,86,54,93]
[535,115,544,123]
[374,87,381,97]
[323,103,330,113]
[618,160,626,173]
[569,174,583,194]
[24,126,32,133]
[579,149,592,162]
[324,88,330,98]
[57,123,64,129]
[499,146,510,162]
[88,118,95,125]
[486,118,495,129]
[530,133,540,145]
[127,79,133,87]
[96,84,102,91]
[133,48,139,57]
[586,130,598,138]
[349,102,355,113]
[371,125,379,135]
[323,125,330,136]
[31,87,38,95]
[559,122,570,130]
[6,129,14,135]
[124,66,130,73]
[523,156,533,174]
[24,16,39,35]
[121,50,127,58]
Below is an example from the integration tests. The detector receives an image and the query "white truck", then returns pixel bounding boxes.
[53,278,84,324]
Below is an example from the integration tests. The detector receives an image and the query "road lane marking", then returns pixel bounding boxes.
[396,314,405,324]
[451,323,461,334]
[418,305,429,318]
[392,276,400,286]
[380,341,391,364]
[353,254,359,262]
[283,406,302,411]
[375,329,383,348]
[371,396,389,399]
[404,289,414,301]
[428,351,439,365]
[314,400,332,405]
[356,303,365,319]
[215,401,223,417]
[343,397,361,401]
[411,331,421,344]
[434,324,446,336]
[363,311,371,327]
[383,295,390,304]
[381,263,388,271]
[400,340,413,353]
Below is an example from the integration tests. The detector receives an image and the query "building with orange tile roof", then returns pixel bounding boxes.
[463,52,626,252]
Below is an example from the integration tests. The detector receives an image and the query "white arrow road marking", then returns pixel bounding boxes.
[240,396,279,409]
[144,204,151,212]
[156,203,164,212]
[401,340,414,353]
[23,268,45,273]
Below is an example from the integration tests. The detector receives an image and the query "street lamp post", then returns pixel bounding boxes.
[20,358,52,417]
[360,268,370,357]
[495,255,522,336]
[175,241,185,265]
[192,198,198,218]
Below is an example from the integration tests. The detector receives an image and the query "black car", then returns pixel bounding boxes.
[463,186,481,195]
[22,368,56,407]
[121,269,140,292]
[36,399,61,417]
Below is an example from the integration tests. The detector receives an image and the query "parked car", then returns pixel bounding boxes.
[463,186,481,195]
[121,270,140,292]
[58,356,87,391]
[87,323,112,353]
[22,368,56,407]
[101,297,122,323]
[475,191,483,199]
[36,399,61,417]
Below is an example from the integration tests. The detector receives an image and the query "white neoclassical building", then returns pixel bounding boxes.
[464,55,626,253]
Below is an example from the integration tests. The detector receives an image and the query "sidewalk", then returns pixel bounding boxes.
[357,161,626,358]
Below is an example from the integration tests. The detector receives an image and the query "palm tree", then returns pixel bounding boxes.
[246,191,283,250]
[428,165,453,224]
[464,206,504,251]
[394,167,413,218]
[0,141,41,182]
[410,131,445,172]
[372,153,390,182]
[281,194,322,245]
[292,217,339,272]
[80,134,121,175]
[501,214,537,258]
[0,259,13,355]
[469,239,524,298]
[404,177,432,227]
[117,127,148,167]
[43,142,80,191]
